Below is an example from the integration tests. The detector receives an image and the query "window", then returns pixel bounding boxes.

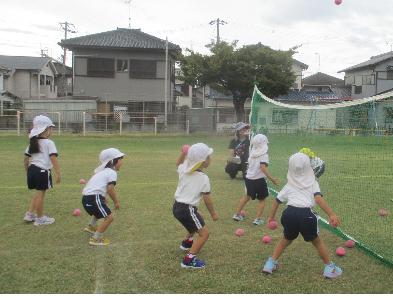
[116,59,128,72]
[87,58,115,78]
[384,107,393,122]
[362,75,375,85]
[272,109,298,125]
[388,70,393,80]
[129,60,157,78]
[354,85,362,94]
[40,75,45,85]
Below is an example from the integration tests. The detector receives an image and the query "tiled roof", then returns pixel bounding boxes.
[292,58,308,70]
[339,51,393,73]
[0,55,51,72]
[59,28,181,52]
[303,72,344,87]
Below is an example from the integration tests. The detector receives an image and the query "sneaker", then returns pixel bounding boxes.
[84,225,97,234]
[181,255,205,269]
[23,212,36,222]
[89,237,110,246]
[33,215,55,226]
[253,218,264,225]
[233,213,244,221]
[323,263,342,279]
[262,257,278,274]
[180,239,193,251]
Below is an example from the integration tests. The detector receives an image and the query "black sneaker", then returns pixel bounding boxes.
[180,239,193,251]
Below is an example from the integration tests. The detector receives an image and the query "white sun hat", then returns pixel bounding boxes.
[28,115,55,138]
[184,143,213,173]
[94,148,125,173]
[287,152,315,189]
[233,122,250,131]
[249,134,268,158]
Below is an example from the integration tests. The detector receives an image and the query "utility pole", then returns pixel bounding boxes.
[209,18,227,44]
[60,22,76,65]
[125,0,132,29]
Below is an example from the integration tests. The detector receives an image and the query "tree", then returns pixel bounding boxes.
[178,41,296,121]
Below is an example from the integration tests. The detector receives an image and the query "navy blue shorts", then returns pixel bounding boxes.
[27,164,52,190]
[82,194,111,219]
[245,177,269,200]
[281,206,319,242]
[173,201,205,234]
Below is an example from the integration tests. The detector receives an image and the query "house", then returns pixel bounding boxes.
[0,55,58,99]
[339,51,393,99]
[292,58,308,89]
[58,28,181,116]
[0,65,9,92]
[52,62,73,97]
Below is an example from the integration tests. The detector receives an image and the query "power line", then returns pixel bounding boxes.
[59,21,76,65]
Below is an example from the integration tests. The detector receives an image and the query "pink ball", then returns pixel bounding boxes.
[268,220,278,230]
[235,228,244,237]
[262,235,272,244]
[72,208,81,216]
[240,210,246,217]
[378,208,389,217]
[344,240,355,248]
[79,178,86,185]
[336,246,346,256]
[181,144,190,155]
[334,0,342,5]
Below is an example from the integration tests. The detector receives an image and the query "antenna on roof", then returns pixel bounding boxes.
[125,0,132,29]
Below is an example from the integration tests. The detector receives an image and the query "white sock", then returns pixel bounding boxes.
[89,216,97,227]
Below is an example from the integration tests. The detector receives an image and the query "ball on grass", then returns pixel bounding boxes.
[344,240,355,248]
[79,178,86,185]
[336,246,346,256]
[181,144,190,155]
[235,228,244,237]
[262,235,272,244]
[72,208,81,216]
[267,220,278,230]
[378,208,389,217]
[240,210,246,217]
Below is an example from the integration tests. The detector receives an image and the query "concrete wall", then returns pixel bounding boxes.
[72,49,175,107]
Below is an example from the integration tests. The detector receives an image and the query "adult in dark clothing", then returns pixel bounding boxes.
[225,122,250,179]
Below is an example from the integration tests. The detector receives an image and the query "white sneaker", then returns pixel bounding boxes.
[233,213,244,221]
[23,212,36,222]
[253,218,264,225]
[34,215,55,226]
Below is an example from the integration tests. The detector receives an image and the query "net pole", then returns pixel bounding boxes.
[154,117,157,136]
[56,112,61,135]
[17,110,20,136]
[186,119,190,135]
[119,113,123,135]
[82,112,86,136]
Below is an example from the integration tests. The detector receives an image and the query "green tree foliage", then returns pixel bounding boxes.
[178,41,296,121]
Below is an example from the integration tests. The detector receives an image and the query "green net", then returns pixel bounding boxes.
[250,86,393,267]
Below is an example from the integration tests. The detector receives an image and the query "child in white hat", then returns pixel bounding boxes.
[262,152,342,279]
[81,148,124,246]
[23,115,61,226]
[233,134,279,225]
[173,143,219,269]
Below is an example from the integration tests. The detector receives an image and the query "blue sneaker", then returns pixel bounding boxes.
[179,239,193,251]
[323,263,342,279]
[181,256,205,269]
[262,257,278,274]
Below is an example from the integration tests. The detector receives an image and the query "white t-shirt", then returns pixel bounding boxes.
[83,168,118,197]
[276,181,322,208]
[25,138,58,170]
[246,153,269,180]
[174,164,211,207]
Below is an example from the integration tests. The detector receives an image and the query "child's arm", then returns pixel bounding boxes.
[267,199,281,223]
[24,156,30,172]
[202,193,218,221]
[50,155,61,184]
[315,194,340,227]
[176,152,187,167]
[260,164,279,186]
[107,184,120,210]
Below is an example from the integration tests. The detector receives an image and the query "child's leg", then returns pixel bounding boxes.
[95,213,113,234]
[235,195,250,214]
[311,236,330,264]
[33,190,46,217]
[188,227,209,255]
[272,237,292,260]
[255,198,266,219]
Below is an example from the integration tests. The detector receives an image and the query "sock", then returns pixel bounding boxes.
[93,231,103,239]
[186,237,193,242]
[89,216,97,227]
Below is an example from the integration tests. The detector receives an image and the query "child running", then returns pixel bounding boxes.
[233,134,279,225]
[262,152,342,279]
[173,143,218,269]
[23,115,61,226]
[82,148,124,246]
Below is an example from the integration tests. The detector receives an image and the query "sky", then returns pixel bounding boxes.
[1,0,393,79]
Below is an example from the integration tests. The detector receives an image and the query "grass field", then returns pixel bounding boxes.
[0,133,392,293]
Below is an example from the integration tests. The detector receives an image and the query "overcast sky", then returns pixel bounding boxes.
[1,0,393,78]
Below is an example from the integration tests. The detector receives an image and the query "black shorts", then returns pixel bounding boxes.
[27,164,52,190]
[281,206,319,242]
[173,201,205,234]
[82,194,112,219]
[245,177,269,200]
